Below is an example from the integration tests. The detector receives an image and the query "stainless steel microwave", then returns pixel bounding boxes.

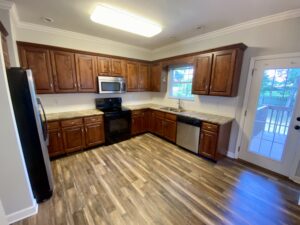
[98,76,126,94]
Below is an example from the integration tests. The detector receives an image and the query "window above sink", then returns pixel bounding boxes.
[168,66,195,101]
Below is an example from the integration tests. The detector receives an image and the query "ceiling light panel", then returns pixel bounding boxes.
[90,4,162,37]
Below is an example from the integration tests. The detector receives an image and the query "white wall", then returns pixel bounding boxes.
[151,17,300,154]
[40,92,153,113]
[0,16,36,225]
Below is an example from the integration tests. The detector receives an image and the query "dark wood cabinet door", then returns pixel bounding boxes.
[126,61,139,91]
[131,115,143,135]
[62,126,85,153]
[148,110,155,133]
[150,63,162,92]
[75,54,97,92]
[19,45,54,93]
[51,50,77,93]
[199,130,218,159]
[209,49,237,96]
[163,120,177,143]
[192,53,212,95]
[154,116,164,136]
[97,57,111,75]
[48,129,64,157]
[111,58,124,76]
[139,63,150,91]
[85,123,105,147]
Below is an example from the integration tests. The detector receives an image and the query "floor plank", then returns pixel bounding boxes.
[13,134,300,225]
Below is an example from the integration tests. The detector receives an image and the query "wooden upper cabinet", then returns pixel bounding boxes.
[139,63,150,91]
[51,50,77,93]
[192,53,212,95]
[75,54,97,92]
[18,45,54,94]
[126,61,139,91]
[97,57,124,76]
[111,58,124,76]
[209,49,237,96]
[150,63,162,92]
[97,56,111,75]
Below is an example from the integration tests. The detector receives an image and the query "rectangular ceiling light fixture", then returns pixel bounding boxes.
[90,4,162,37]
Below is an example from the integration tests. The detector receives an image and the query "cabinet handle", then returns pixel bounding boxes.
[58,132,61,138]
[50,83,53,88]
[205,84,208,90]
[85,128,88,133]
[74,83,77,88]
[81,128,84,133]
[209,85,212,90]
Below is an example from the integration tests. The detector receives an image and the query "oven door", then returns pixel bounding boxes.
[98,76,126,94]
[104,113,131,144]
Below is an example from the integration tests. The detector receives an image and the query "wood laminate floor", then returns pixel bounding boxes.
[14,134,300,225]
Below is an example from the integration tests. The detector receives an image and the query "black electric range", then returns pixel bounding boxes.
[96,98,131,144]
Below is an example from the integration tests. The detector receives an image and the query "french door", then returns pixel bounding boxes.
[239,56,300,177]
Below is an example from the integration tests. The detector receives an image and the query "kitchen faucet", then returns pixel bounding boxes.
[177,99,183,110]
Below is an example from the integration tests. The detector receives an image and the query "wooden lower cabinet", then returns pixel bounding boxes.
[131,109,177,142]
[47,115,105,158]
[48,127,64,157]
[163,119,177,143]
[199,130,217,159]
[198,122,231,160]
[62,125,85,153]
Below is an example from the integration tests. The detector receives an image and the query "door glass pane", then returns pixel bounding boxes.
[249,68,300,161]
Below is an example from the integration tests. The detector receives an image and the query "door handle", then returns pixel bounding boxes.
[295,125,300,130]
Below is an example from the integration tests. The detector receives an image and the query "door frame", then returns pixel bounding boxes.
[235,52,300,183]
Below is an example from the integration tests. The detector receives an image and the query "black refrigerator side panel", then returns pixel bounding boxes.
[6,68,52,202]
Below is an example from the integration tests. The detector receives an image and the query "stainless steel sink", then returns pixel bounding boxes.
[160,107,185,113]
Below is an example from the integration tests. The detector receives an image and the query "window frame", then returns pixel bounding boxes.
[168,65,195,101]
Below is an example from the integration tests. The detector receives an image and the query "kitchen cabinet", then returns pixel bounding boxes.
[61,118,85,153]
[84,116,105,147]
[47,115,105,157]
[151,110,177,143]
[150,63,163,92]
[199,122,231,160]
[131,109,147,135]
[209,49,237,96]
[192,45,245,97]
[18,45,54,94]
[1,22,10,68]
[47,121,64,157]
[138,63,150,91]
[97,56,125,76]
[126,61,139,91]
[127,62,151,92]
[51,50,78,93]
[75,54,97,92]
[192,53,212,95]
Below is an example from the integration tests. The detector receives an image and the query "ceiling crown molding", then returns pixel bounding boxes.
[153,8,300,53]
[0,0,13,10]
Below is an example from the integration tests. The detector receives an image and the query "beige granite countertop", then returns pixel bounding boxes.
[47,109,103,121]
[125,103,233,125]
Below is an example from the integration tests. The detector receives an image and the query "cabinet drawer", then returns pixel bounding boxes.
[154,110,165,118]
[202,122,218,132]
[132,109,144,116]
[61,118,83,127]
[84,115,103,124]
[48,121,60,130]
[165,113,177,121]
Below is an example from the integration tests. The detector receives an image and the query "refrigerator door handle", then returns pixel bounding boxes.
[37,98,49,144]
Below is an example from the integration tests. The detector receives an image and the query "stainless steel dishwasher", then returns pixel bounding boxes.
[176,115,201,154]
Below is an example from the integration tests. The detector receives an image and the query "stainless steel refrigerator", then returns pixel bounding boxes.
[6,67,53,203]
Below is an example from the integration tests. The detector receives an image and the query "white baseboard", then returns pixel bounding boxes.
[6,202,38,224]
[227,151,237,159]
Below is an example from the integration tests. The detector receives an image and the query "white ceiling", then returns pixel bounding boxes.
[11,0,300,49]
